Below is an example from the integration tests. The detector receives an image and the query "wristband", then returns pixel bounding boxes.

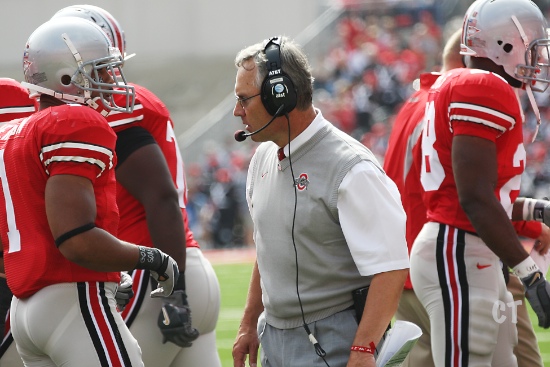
[512,256,540,278]
[350,342,376,354]
[523,198,537,222]
[135,246,162,271]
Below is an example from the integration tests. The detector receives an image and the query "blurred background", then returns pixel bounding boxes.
[2,0,550,250]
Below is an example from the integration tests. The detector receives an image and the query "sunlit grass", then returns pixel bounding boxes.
[213,261,550,367]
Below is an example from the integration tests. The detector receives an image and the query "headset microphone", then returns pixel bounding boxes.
[234,104,285,142]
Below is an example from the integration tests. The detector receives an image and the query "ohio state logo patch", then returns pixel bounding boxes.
[294,173,309,191]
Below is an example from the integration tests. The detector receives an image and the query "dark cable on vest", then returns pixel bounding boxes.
[285,113,330,367]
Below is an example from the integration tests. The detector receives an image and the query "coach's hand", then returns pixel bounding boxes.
[135,246,179,297]
[158,290,199,347]
[521,271,550,328]
[115,271,134,311]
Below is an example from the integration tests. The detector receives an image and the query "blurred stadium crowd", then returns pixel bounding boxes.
[185,3,550,249]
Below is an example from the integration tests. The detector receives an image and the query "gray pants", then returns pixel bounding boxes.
[258,308,358,367]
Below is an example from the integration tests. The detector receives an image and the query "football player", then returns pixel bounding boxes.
[409,0,550,366]
[1,17,178,366]
[49,5,222,367]
[0,78,36,354]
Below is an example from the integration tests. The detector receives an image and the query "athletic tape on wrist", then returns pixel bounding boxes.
[523,198,537,222]
[135,246,162,271]
[513,256,540,278]
[54,223,96,247]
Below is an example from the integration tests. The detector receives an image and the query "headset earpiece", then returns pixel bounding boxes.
[261,36,298,116]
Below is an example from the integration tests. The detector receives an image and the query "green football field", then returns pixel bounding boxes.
[212,261,550,367]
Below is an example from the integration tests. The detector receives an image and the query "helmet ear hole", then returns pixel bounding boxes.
[61,75,72,86]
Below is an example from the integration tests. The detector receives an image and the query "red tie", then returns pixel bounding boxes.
[277,147,286,161]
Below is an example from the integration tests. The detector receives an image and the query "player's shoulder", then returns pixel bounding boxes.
[45,103,108,122]
[452,68,513,90]
[38,104,114,136]
[132,83,168,114]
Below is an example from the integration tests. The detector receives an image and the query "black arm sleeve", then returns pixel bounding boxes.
[116,126,157,166]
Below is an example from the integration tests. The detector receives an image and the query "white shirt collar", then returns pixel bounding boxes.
[280,107,327,158]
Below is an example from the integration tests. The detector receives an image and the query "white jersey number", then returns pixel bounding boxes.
[165,121,187,208]
[0,149,21,253]
[420,101,445,191]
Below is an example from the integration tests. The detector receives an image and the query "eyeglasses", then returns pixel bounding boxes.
[235,93,261,109]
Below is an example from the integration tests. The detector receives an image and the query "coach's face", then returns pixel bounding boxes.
[233,60,277,143]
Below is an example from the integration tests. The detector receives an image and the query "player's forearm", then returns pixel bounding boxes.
[58,228,141,271]
[353,269,407,347]
[463,197,528,268]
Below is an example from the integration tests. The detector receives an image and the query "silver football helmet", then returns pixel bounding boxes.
[22,17,134,113]
[51,5,133,60]
[461,0,550,91]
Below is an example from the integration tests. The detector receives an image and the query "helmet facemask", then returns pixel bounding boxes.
[518,38,550,92]
[73,46,135,113]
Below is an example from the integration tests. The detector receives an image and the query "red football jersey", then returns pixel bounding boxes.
[0,105,120,298]
[384,73,440,289]
[108,84,199,248]
[420,68,525,233]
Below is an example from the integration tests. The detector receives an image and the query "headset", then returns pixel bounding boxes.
[261,36,297,116]
[234,36,297,142]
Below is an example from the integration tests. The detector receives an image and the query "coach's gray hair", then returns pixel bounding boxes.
[234,36,314,110]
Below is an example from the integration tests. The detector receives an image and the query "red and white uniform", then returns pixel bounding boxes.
[1,106,119,297]
[384,73,440,367]
[0,78,37,363]
[410,69,522,367]
[384,72,440,290]
[1,105,144,367]
[420,69,524,231]
[107,84,221,367]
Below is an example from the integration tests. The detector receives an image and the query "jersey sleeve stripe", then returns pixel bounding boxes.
[108,103,143,116]
[42,156,108,175]
[0,106,35,115]
[450,102,516,129]
[108,114,144,128]
[449,114,507,133]
[39,142,115,176]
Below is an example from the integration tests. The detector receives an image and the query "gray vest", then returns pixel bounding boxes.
[248,123,384,328]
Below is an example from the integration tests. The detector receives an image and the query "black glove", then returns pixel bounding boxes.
[115,272,134,312]
[521,271,550,328]
[135,246,179,297]
[157,290,199,347]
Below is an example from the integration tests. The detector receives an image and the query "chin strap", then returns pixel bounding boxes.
[20,82,86,104]
[86,97,110,117]
[20,82,109,117]
[525,84,541,142]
